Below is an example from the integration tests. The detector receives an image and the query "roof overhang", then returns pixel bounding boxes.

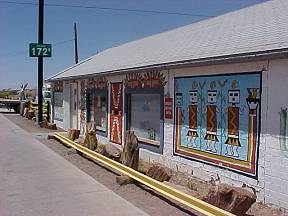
[47,48,288,82]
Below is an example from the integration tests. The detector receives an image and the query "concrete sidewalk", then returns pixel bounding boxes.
[0,114,149,216]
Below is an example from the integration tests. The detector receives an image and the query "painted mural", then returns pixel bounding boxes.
[110,82,123,144]
[174,72,261,177]
[124,71,166,89]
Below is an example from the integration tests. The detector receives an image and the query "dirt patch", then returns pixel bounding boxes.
[4,113,288,216]
[4,113,63,133]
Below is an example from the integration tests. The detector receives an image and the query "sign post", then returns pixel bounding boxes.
[29,0,53,124]
[37,0,44,124]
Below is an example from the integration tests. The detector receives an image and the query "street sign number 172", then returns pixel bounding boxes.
[29,43,52,57]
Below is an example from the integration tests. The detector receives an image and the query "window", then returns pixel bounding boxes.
[129,94,161,145]
[89,93,107,133]
[53,92,63,107]
[53,92,63,121]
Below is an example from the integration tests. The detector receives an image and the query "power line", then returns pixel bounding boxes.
[54,39,73,46]
[0,0,214,18]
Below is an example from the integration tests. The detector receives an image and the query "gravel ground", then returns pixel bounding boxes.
[3,112,288,216]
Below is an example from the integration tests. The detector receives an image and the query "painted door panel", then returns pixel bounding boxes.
[110,82,123,144]
[70,83,78,129]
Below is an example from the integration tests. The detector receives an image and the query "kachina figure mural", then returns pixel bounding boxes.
[204,81,219,153]
[186,81,199,148]
[174,73,261,177]
[225,80,243,157]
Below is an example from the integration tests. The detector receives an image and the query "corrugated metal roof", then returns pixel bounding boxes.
[49,0,288,80]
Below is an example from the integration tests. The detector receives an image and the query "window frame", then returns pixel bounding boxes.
[125,88,164,153]
[86,89,108,137]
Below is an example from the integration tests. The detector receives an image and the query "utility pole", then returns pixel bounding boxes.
[37,0,44,123]
[74,22,79,64]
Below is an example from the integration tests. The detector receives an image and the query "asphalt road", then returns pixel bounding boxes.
[0,113,149,216]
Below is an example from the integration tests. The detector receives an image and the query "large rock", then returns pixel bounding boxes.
[100,144,121,161]
[122,130,139,169]
[146,164,172,182]
[116,131,139,185]
[74,136,84,145]
[83,123,97,150]
[47,134,55,140]
[67,128,80,141]
[202,183,256,216]
[27,110,35,120]
[116,175,134,185]
[39,119,48,128]
[47,123,57,130]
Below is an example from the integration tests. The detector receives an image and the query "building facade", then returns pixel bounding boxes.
[48,0,288,209]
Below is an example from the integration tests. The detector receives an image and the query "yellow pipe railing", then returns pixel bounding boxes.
[53,132,235,216]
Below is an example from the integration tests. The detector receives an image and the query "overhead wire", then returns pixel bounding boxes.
[0,0,215,59]
[0,0,214,18]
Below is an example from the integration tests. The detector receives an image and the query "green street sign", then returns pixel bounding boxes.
[29,43,52,57]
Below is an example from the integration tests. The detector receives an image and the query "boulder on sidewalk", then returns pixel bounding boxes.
[47,134,55,140]
[116,175,134,185]
[74,136,84,145]
[202,183,256,215]
[116,130,139,185]
[83,122,97,150]
[146,164,172,182]
[67,128,80,141]
[122,130,139,170]
[99,144,121,161]
[47,123,57,130]
[39,118,57,130]
[39,119,48,128]
[27,110,35,120]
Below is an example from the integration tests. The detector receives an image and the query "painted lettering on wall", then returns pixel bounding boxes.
[164,97,173,119]
[87,77,108,90]
[174,72,261,178]
[53,81,63,92]
[124,71,166,89]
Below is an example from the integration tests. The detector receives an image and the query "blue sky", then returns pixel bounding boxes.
[0,0,267,90]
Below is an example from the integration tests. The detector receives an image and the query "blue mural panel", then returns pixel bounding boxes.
[174,72,261,178]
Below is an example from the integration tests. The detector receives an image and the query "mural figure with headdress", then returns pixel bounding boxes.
[186,81,199,148]
[225,80,242,157]
[204,81,218,153]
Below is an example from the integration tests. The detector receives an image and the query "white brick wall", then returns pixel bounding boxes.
[263,59,288,208]
[140,60,288,209]
[55,59,288,209]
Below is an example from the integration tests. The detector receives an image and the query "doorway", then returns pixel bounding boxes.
[70,83,78,128]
